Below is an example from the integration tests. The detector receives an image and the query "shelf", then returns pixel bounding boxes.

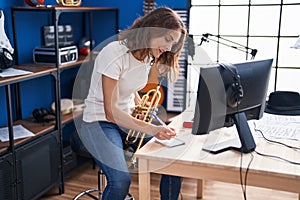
[0,110,82,153]
[0,65,56,87]
[3,6,119,198]
[11,6,118,12]
[0,53,95,86]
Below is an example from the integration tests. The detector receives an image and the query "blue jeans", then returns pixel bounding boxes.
[79,121,182,200]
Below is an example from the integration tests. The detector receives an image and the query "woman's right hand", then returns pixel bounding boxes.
[154,126,176,140]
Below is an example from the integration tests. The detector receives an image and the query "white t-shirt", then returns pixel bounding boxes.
[83,41,152,122]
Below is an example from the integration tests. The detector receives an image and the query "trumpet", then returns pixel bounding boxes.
[125,83,162,168]
[56,0,81,6]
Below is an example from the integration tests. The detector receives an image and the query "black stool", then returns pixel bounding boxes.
[73,169,135,200]
[72,124,135,199]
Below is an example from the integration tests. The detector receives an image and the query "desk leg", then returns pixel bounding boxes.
[138,159,151,200]
[197,179,204,199]
[298,193,300,200]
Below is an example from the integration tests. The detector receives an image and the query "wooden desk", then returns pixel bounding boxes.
[135,109,300,199]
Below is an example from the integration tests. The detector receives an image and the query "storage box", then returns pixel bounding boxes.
[33,45,78,65]
[43,25,74,47]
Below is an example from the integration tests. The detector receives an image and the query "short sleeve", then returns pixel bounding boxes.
[94,41,128,80]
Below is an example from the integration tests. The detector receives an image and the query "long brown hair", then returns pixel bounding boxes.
[119,7,187,81]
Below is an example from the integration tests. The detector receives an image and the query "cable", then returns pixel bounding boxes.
[239,150,254,200]
[239,152,245,199]
[254,150,300,165]
[253,122,300,165]
[253,122,300,151]
[236,102,254,200]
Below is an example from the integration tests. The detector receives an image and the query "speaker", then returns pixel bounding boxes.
[32,108,55,123]
[0,48,13,71]
[0,153,14,200]
[219,63,244,108]
[0,10,14,72]
[16,132,60,200]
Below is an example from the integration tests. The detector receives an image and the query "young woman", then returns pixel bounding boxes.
[79,7,187,200]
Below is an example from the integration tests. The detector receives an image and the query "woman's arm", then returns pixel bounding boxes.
[102,74,175,140]
[134,91,142,105]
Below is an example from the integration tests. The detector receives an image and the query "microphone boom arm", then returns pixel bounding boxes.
[200,33,257,59]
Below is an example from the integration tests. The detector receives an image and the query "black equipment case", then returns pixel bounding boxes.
[33,45,78,65]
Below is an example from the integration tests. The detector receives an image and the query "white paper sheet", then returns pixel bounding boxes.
[250,113,300,140]
[0,125,35,142]
[155,137,185,147]
[0,67,33,77]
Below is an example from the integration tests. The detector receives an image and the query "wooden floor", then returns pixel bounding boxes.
[41,162,298,200]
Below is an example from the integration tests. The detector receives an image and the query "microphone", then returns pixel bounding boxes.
[250,49,258,59]
[199,33,210,46]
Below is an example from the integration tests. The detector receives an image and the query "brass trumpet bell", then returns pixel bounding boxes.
[56,0,81,6]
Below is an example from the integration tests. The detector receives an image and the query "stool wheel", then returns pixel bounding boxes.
[125,193,135,200]
[73,169,135,200]
[73,188,101,200]
[73,189,134,200]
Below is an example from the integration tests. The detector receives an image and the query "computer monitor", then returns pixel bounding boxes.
[191,58,273,153]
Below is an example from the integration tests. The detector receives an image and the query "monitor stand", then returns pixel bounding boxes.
[202,138,241,154]
[202,112,256,154]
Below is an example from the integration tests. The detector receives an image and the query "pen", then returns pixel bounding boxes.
[151,113,176,134]
[151,113,168,127]
[151,113,176,138]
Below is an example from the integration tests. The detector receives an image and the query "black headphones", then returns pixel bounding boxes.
[219,62,244,108]
[32,108,56,123]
